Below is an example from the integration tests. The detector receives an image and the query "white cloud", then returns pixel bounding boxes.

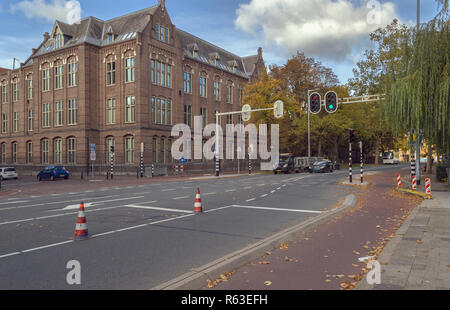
[235,0,400,62]
[10,0,82,24]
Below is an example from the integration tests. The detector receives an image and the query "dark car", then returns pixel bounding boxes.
[274,154,295,174]
[310,160,334,173]
[37,166,70,181]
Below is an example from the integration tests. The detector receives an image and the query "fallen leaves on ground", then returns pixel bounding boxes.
[264,281,272,286]
[259,261,270,265]
[279,243,289,250]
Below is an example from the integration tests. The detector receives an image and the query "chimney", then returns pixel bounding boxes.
[258,47,263,58]
[43,32,50,41]
[158,0,166,10]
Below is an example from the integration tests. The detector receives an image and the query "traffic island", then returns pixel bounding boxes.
[340,180,370,187]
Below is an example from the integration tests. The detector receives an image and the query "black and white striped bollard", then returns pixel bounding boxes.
[360,141,364,184]
[140,152,144,178]
[349,143,353,183]
[110,153,114,180]
[151,164,155,178]
[215,156,220,177]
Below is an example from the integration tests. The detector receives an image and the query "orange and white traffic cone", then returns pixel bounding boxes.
[74,202,89,240]
[194,189,203,214]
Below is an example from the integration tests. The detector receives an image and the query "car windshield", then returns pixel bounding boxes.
[55,166,65,170]
[45,166,55,171]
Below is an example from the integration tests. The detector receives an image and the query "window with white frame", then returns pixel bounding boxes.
[54,138,62,164]
[214,79,221,101]
[55,33,63,49]
[28,109,34,132]
[42,67,50,91]
[106,98,116,125]
[42,103,50,128]
[67,138,76,164]
[184,105,192,127]
[12,142,17,164]
[13,112,19,132]
[12,79,19,102]
[125,96,135,123]
[184,71,192,94]
[106,60,116,85]
[26,141,33,164]
[125,136,135,164]
[55,101,64,126]
[226,82,233,104]
[54,62,63,89]
[41,139,49,164]
[1,83,7,103]
[2,113,7,133]
[68,60,77,87]
[27,78,33,99]
[1,143,5,164]
[125,56,135,83]
[200,76,207,97]
[68,99,77,125]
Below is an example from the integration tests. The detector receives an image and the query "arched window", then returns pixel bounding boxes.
[0,143,6,164]
[67,137,76,164]
[54,138,63,164]
[67,57,78,87]
[12,142,18,164]
[41,139,50,164]
[199,71,207,98]
[226,80,234,104]
[124,51,135,83]
[106,55,116,86]
[54,60,64,90]
[1,80,7,104]
[26,141,33,164]
[26,74,33,99]
[125,136,135,164]
[213,76,221,101]
[12,78,19,102]
[41,63,50,92]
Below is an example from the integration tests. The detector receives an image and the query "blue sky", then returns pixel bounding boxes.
[0,0,444,84]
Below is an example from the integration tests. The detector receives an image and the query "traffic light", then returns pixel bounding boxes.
[309,93,321,114]
[325,91,338,114]
[349,129,356,143]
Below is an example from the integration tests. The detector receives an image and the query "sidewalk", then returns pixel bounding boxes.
[357,179,450,290]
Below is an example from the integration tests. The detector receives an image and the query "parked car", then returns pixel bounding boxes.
[37,166,70,181]
[294,157,325,173]
[274,154,295,174]
[310,160,334,173]
[0,167,19,181]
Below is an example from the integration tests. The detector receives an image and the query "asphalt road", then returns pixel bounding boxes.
[0,165,404,289]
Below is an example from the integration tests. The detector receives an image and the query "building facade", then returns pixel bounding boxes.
[0,0,265,173]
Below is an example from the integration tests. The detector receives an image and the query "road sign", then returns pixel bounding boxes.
[242,104,252,122]
[90,144,96,153]
[90,152,96,161]
[274,100,284,119]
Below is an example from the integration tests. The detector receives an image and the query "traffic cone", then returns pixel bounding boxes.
[74,202,89,240]
[194,189,203,214]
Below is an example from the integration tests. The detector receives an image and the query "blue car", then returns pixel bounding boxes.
[37,166,70,181]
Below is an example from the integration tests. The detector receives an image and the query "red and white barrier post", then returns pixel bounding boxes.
[412,176,417,191]
[425,178,431,198]
[397,175,402,189]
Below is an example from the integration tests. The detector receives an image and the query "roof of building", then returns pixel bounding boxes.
[25,2,262,78]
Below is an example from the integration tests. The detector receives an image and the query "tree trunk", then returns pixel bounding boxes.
[427,145,433,174]
[318,138,322,157]
[374,138,380,165]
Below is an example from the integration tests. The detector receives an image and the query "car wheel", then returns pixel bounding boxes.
[64,175,69,180]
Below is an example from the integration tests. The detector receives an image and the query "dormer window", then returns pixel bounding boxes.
[209,52,220,65]
[55,33,63,49]
[107,26,115,43]
[188,43,199,58]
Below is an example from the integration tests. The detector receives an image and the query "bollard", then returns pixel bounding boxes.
[397,175,402,189]
[425,178,431,197]
[412,176,417,191]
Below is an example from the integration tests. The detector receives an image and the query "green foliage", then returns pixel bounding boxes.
[436,165,450,182]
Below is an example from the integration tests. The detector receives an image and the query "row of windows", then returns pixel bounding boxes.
[1,78,34,103]
[0,139,76,165]
[183,73,243,104]
[41,61,78,92]
[151,60,172,88]
[155,24,170,44]
[151,97,172,125]
[106,56,135,86]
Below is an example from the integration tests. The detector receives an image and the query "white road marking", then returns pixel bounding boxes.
[246,198,256,202]
[260,194,268,198]
[270,190,275,194]
[63,203,94,210]
[124,205,193,214]
[232,205,323,214]
[277,187,282,190]
[22,241,74,253]
[226,189,236,192]
[173,196,190,200]
[203,192,217,196]
[0,252,21,259]
[244,186,252,190]
[0,201,29,206]
[162,189,176,192]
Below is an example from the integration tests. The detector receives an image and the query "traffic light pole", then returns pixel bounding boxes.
[349,143,353,183]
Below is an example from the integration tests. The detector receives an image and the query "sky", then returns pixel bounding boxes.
[0,0,445,84]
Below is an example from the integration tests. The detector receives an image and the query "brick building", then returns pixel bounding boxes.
[0,0,265,174]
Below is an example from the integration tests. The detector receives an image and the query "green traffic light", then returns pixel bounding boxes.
[329,105,334,109]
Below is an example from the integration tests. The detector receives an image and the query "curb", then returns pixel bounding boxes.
[398,188,431,200]
[152,194,357,290]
